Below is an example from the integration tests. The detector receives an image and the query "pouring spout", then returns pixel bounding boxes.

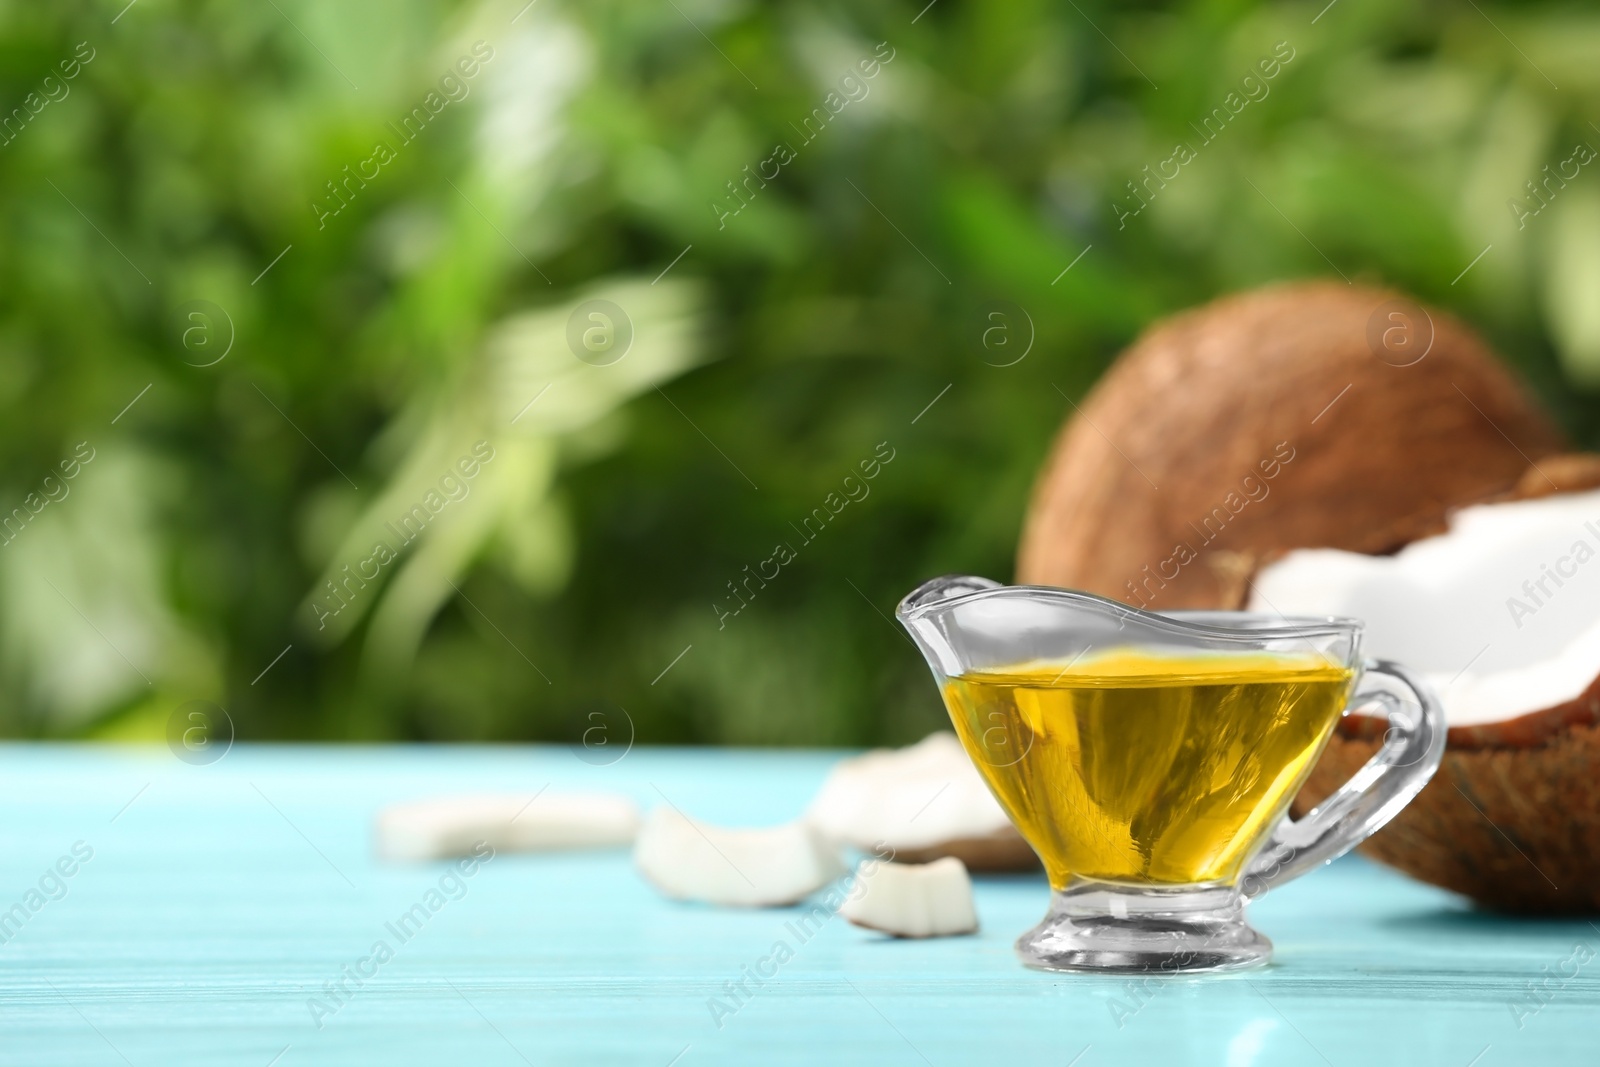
[896,575,1004,620]
[896,575,1005,678]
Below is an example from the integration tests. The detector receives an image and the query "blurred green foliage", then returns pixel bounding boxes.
[0,0,1597,745]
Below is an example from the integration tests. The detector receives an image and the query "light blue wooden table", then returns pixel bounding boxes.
[0,744,1593,1065]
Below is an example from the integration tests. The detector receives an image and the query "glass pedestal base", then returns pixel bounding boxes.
[1016,883,1271,974]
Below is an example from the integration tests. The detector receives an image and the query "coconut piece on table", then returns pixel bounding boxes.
[806,732,1036,870]
[634,808,845,907]
[376,792,640,862]
[841,856,978,939]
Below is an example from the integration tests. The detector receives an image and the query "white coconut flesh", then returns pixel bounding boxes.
[1249,486,1600,726]
[376,792,641,862]
[633,808,845,907]
[840,857,979,939]
[805,732,1017,853]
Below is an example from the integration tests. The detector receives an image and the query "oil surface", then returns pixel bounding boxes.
[943,650,1352,889]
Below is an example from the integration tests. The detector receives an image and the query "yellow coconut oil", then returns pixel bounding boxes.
[943,650,1352,889]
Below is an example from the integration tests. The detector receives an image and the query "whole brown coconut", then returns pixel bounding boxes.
[1016,281,1567,609]
[1015,281,1600,913]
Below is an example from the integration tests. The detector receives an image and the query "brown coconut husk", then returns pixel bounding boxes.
[1503,451,1600,502]
[1017,281,1567,609]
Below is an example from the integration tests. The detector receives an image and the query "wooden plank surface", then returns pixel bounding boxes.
[0,744,1592,1066]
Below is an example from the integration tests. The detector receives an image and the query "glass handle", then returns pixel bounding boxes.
[1240,659,1446,900]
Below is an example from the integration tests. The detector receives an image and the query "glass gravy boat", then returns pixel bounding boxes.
[897,575,1446,974]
